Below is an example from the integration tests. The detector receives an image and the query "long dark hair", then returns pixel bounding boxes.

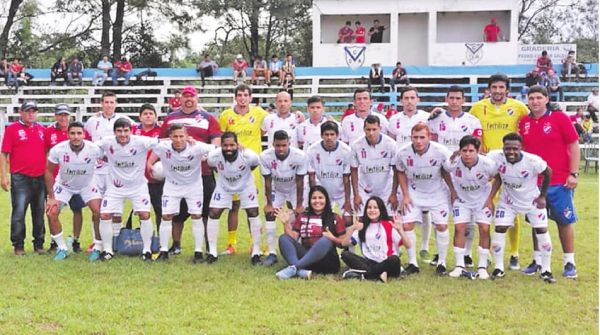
[307,185,337,235]
[359,196,391,243]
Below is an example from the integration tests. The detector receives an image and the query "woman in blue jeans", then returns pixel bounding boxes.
[274,186,359,280]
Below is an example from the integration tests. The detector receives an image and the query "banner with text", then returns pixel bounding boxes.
[517,44,577,65]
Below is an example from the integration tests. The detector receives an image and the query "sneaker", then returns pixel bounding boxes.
[48,241,58,253]
[206,254,218,264]
[14,248,25,256]
[403,264,420,275]
[53,249,68,261]
[276,265,297,280]
[563,262,578,279]
[168,245,182,256]
[509,255,520,270]
[297,269,312,280]
[86,243,94,253]
[251,254,263,266]
[429,254,439,266]
[540,271,557,284]
[141,252,153,262]
[192,252,204,264]
[342,270,365,280]
[89,250,101,262]
[419,250,431,262]
[521,261,541,275]
[155,251,169,262]
[449,266,465,278]
[220,244,236,255]
[491,268,505,280]
[436,264,447,277]
[34,244,46,255]
[477,267,490,280]
[379,272,388,283]
[100,251,114,261]
[464,255,474,268]
[72,241,82,253]
[263,253,278,266]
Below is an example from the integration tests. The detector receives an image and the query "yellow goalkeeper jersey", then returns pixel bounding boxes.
[219,106,269,153]
[469,98,528,152]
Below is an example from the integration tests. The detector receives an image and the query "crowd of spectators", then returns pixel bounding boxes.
[337,19,387,44]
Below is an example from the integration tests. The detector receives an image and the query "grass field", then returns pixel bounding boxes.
[0,173,597,335]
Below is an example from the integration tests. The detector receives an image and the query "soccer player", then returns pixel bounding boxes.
[261,91,304,148]
[95,118,160,261]
[486,133,555,283]
[519,85,580,278]
[469,73,529,270]
[260,130,308,266]
[206,132,262,265]
[45,122,104,261]
[149,124,216,263]
[396,123,453,276]
[341,88,388,146]
[442,136,497,279]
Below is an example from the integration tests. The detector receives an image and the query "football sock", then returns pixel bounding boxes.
[192,219,205,253]
[420,213,431,252]
[248,216,263,256]
[536,232,552,273]
[140,219,153,254]
[51,232,67,251]
[207,218,220,257]
[533,250,542,266]
[436,229,450,267]
[507,216,521,256]
[112,223,122,237]
[99,219,114,254]
[159,220,172,252]
[93,239,102,251]
[454,246,465,268]
[477,246,490,269]
[265,220,277,254]
[464,223,476,257]
[227,230,237,247]
[491,232,506,272]
[406,230,418,266]
[564,253,575,266]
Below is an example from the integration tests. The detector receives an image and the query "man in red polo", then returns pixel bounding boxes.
[1,101,47,255]
[483,18,503,42]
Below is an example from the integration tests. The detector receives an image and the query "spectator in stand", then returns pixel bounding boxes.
[50,57,69,86]
[7,58,24,92]
[281,54,296,80]
[232,54,247,83]
[537,71,549,88]
[267,54,282,85]
[569,107,584,125]
[266,103,276,114]
[479,88,491,101]
[368,19,387,43]
[169,90,181,112]
[521,67,540,99]
[546,69,564,101]
[483,18,503,42]
[92,55,113,86]
[251,55,268,85]
[386,104,398,118]
[0,58,7,82]
[354,21,366,43]
[371,101,384,114]
[367,63,384,92]
[196,54,218,87]
[67,57,84,86]
[338,21,353,43]
[561,51,580,81]
[282,72,295,100]
[587,88,599,123]
[581,114,593,143]
[112,56,132,86]
[391,61,409,91]
[536,51,553,74]
[341,103,355,120]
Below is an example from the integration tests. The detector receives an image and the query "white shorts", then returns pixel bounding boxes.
[269,190,297,209]
[357,188,396,216]
[452,201,494,225]
[402,198,450,225]
[53,183,102,205]
[92,171,109,195]
[101,184,152,214]
[162,192,204,215]
[494,204,548,229]
[210,183,259,210]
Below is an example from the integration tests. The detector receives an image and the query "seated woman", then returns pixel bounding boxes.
[341,196,410,283]
[274,185,358,280]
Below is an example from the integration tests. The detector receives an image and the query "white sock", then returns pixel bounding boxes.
[454,246,465,268]
[436,229,450,267]
[420,213,431,251]
[249,216,263,256]
[99,219,114,254]
[112,222,122,237]
[207,218,220,257]
[533,250,542,265]
[265,220,277,254]
[491,232,506,272]
[51,232,67,251]
[464,223,476,257]
[536,232,552,273]
[564,252,575,266]
[159,220,172,252]
[406,229,418,266]
[477,246,489,269]
[192,219,204,253]
[93,239,102,251]
[140,219,153,254]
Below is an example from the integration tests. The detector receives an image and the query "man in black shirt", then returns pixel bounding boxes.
[369,19,387,43]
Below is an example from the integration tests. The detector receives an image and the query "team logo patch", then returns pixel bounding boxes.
[248,116,255,123]
[361,148,367,159]
[350,122,355,132]
[187,155,194,161]
[166,151,172,159]
[542,243,552,252]
[84,157,91,164]
[492,244,501,253]
[269,120,274,128]
[563,207,573,219]
[344,46,366,70]
[429,159,437,166]
[380,151,388,158]
[91,187,98,193]
[440,210,448,218]
[239,165,246,171]
[196,201,202,208]
[217,162,224,170]
[461,125,469,132]
[129,148,137,156]
[289,124,296,130]
[113,179,123,188]
[507,108,514,115]
[248,194,256,201]
[521,171,529,178]
[289,163,296,169]
[537,213,546,220]
[335,159,343,165]
[476,172,485,180]
[406,157,413,167]
[142,198,149,205]
[303,127,306,136]
[484,208,493,218]
[465,42,484,65]
[543,124,552,133]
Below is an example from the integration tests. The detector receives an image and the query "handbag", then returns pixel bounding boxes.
[115,209,160,256]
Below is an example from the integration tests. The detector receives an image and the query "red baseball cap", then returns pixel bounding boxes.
[181,86,197,96]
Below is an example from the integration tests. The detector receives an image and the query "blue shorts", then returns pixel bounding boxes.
[69,194,86,210]
[544,185,577,225]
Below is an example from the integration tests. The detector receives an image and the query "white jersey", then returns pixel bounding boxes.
[261,112,300,148]
[307,141,352,200]
[487,150,548,211]
[207,148,259,193]
[350,134,397,196]
[153,141,216,193]
[340,112,388,145]
[396,141,452,198]
[48,140,104,190]
[85,113,136,173]
[359,221,402,262]
[428,111,483,151]
[259,147,308,194]
[297,118,332,152]
[442,154,497,204]
[387,110,429,144]
[96,135,160,189]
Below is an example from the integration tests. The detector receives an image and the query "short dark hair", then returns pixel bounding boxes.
[459,135,481,150]
[271,54,278,58]
[542,50,548,56]
[374,19,379,23]
[345,21,351,25]
[68,121,85,132]
[139,103,156,115]
[221,131,238,143]
[273,130,289,141]
[348,103,354,108]
[488,73,510,89]
[320,121,339,135]
[400,85,419,99]
[364,114,380,126]
[353,88,371,100]
[355,21,361,25]
[102,91,117,101]
[447,85,465,97]
[396,61,402,66]
[503,132,522,143]
[168,123,185,135]
[307,95,324,106]
[113,118,132,131]
[234,84,252,97]
[527,85,549,97]
[568,50,575,55]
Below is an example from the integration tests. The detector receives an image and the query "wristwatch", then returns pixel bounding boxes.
[570,172,579,178]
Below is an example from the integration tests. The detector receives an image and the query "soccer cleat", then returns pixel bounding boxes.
[142,252,153,262]
[193,252,204,264]
[403,264,420,275]
[379,272,388,283]
[563,262,578,279]
[276,265,297,280]
[155,251,169,262]
[429,254,439,266]
[477,267,490,280]
[89,250,101,262]
[168,245,182,256]
[220,244,236,256]
[206,254,218,264]
[419,250,431,262]
[72,241,82,253]
[461,270,478,280]
[53,249,68,261]
[263,253,278,266]
[509,256,521,271]
[86,243,94,253]
[100,251,115,261]
[342,270,365,280]
[436,264,447,277]
[521,261,541,275]
[449,266,465,278]
[491,268,505,280]
[540,271,557,284]
[464,255,474,268]
[297,269,312,280]
[251,254,263,266]
[48,241,58,253]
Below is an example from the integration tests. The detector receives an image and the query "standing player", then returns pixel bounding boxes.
[260,130,308,266]
[469,73,529,270]
[396,123,453,276]
[45,122,104,261]
[261,91,304,148]
[486,133,555,283]
[519,85,580,278]
[206,132,262,265]
[341,88,388,146]
[442,136,497,279]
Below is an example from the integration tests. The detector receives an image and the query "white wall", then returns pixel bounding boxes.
[437,11,511,42]
[320,15,391,44]
[397,13,428,66]
[430,42,518,66]
[313,44,397,67]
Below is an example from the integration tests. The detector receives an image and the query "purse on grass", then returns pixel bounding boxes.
[115,210,160,256]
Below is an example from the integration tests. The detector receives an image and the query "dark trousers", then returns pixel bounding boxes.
[368,77,385,92]
[587,106,598,123]
[148,182,164,230]
[550,86,564,101]
[199,67,214,86]
[341,250,401,279]
[50,72,67,83]
[391,77,409,91]
[278,234,340,274]
[10,173,46,249]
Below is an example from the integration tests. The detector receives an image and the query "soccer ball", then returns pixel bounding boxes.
[151,161,165,181]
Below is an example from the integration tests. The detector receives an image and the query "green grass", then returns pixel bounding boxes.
[0,174,597,334]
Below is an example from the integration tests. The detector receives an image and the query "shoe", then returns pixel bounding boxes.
[206,254,218,264]
[563,262,578,279]
[276,265,297,280]
[141,252,153,262]
[155,251,169,262]
[540,271,557,284]
[491,268,505,280]
[342,269,365,280]
[48,241,58,253]
[251,254,263,266]
[464,255,474,268]
[263,253,278,266]
[449,266,465,278]
[86,243,94,253]
[379,272,388,283]
[429,254,439,266]
[193,252,204,264]
[168,244,182,256]
[461,270,478,280]
[436,264,447,277]
[220,244,236,255]
[34,244,46,255]
[521,261,541,275]
[419,250,431,262]
[403,264,420,275]
[72,241,82,253]
[100,251,114,261]
[89,250,101,262]
[297,269,312,280]
[53,249,68,261]
[509,256,520,270]
[477,267,490,280]
[14,248,25,256]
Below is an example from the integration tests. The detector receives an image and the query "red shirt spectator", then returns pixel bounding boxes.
[292,213,345,249]
[232,59,247,72]
[169,93,181,111]
[386,106,398,119]
[354,22,366,43]
[536,52,553,73]
[9,61,23,75]
[338,21,353,43]
[341,105,355,121]
[2,120,46,176]
[115,60,132,73]
[483,18,502,42]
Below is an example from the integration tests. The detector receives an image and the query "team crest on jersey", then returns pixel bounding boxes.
[129,148,137,156]
[440,210,448,218]
[429,159,437,166]
[196,201,202,208]
[396,120,401,129]
[195,114,205,121]
[344,46,366,70]
[269,120,274,128]
[61,180,69,186]
[380,150,388,158]
[142,198,149,205]
[248,116,255,123]
[335,159,343,165]
[461,125,469,132]
[543,123,552,133]
[248,193,256,201]
[63,154,70,162]
[289,123,296,130]
[506,108,514,115]
[475,172,485,180]
[563,207,573,219]
[505,195,513,204]
[113,179,123,188]
[84,157,91,164]
[455,169,462,177]
[521,171,529,178]
[303,127,306,136]
[410,183,417,190]
[186,155,194,161]
[239,164,246,171]
[289,163,296,169]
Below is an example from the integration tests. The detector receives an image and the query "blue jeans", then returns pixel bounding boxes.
[92,72,108,86]
[7,71,19,89]
[10,173,46,249]
[278,234,340,274]
[67,72,83,85]
[112,69,132,85]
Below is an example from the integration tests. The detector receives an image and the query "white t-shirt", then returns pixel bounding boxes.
[207,148,260,193]
[359,221,402,262]
[85,113,136,173]
[261,112,300,148]
[387,110,429,144]
[307,140,352,200]
[259,147,308,194]
[153,141,216,193]
[341,112,388,145]
[442,154,497,204]
[428,111,483,151]
[350,134,397,196]
[48,140,104,190]
[297,118,332,152]
[395,141,452,199]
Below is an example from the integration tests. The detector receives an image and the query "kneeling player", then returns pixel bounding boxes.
[486,133,555,283]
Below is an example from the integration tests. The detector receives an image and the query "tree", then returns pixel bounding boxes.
[0,0,25,59]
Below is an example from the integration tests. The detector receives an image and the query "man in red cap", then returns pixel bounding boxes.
[484,18,503,42]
